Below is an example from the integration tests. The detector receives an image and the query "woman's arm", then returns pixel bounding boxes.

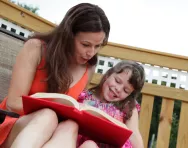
[126,108,144,148]
[6,39,42,115]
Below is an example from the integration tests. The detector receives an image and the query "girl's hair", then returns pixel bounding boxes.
[29,3,110,93]
[90,60,145,121]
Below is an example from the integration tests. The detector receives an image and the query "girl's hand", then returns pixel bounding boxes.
[126,108,144,148]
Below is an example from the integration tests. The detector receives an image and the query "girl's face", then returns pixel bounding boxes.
[102,70,134,102]
[74,31,105,64]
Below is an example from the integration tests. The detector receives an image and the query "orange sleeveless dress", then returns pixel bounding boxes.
[0,48,89,145]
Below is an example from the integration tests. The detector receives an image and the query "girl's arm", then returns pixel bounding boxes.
[6,39,42,115]
[126,108,144,148]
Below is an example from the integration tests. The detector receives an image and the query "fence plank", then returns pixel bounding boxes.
[176,102,188,148]
[156,98,174,148]
[99,43,188,71]
[0,0,55,32]
[142,83,188,103]
[139,94,154,148]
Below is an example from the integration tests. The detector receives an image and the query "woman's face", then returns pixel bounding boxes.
[74,31,105,64]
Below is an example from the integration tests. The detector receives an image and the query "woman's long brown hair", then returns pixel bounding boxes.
[28,3,110,93]
[90,61,145,121]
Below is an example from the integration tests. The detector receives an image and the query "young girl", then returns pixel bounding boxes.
[77,60,145,148]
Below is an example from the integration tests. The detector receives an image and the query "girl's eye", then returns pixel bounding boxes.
[124,90,128,94]
[115,78,120,83]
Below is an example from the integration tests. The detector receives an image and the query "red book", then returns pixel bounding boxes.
[22,93,132,147]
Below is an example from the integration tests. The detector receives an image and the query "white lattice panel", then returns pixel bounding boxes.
[96,56,188,90]
[143,65,188,89]
[0,18,32,38]
[96,56,121,74]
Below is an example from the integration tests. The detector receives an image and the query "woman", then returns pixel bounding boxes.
[0,3,110,148]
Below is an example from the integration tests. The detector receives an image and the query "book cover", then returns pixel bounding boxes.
[22,93,132,146]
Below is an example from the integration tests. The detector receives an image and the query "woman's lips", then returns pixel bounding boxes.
[82,57,90,61]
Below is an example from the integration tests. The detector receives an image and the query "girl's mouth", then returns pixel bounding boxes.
[109,88,118,98]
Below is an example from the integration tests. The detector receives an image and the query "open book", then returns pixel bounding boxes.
[22,93,132,146]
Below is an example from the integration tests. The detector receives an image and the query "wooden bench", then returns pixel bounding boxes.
[0,30,24,101]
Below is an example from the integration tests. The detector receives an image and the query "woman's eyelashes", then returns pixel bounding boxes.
[82,43,101,49]
[82,44,90,47]
[95,44,101,49]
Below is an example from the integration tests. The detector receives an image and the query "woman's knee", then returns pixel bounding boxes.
[15,108,58,130]
[42,120,79,147]
[16,108,58,134]
[33,108,58,127]
[57,119,78,134]
[2,108,58,148]
[79,140,99,148]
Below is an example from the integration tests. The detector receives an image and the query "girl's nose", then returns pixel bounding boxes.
[115,85,123,93]
[115,86,120,94]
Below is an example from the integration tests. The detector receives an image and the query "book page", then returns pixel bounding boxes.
[30,93,79,109]
[80,105,128,129]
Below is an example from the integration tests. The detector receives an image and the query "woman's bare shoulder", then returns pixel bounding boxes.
[20,38,43,64]
[24,38,42,51]
[88,65,96,75]
[87,65,96,83]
